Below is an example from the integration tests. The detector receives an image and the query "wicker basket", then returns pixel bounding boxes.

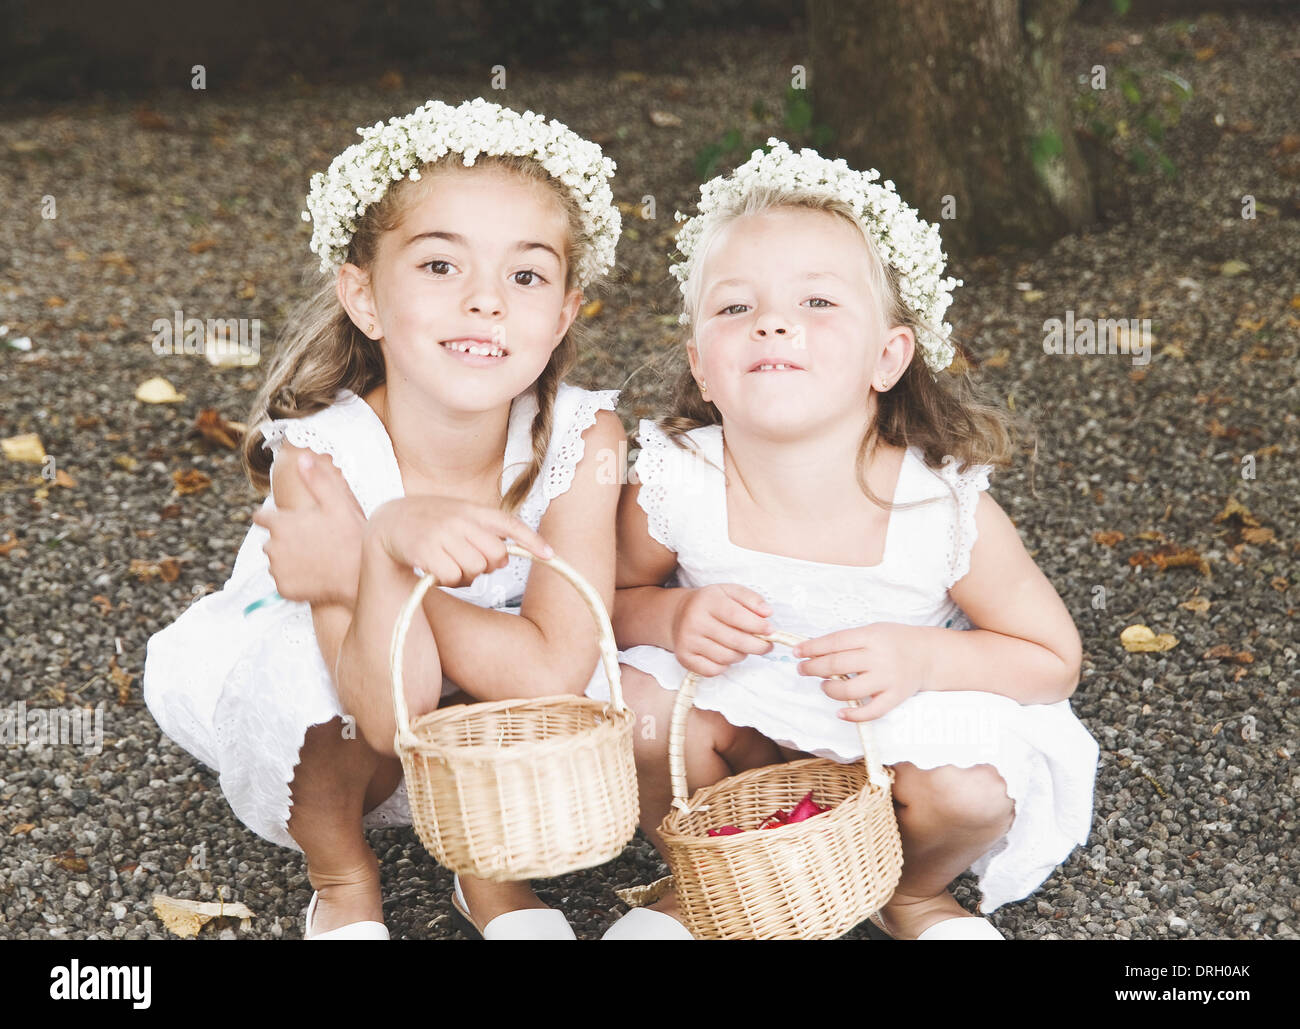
[658,629,904,939]
[388,543,638,881]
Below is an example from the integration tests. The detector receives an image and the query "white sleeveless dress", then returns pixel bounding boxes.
[586,419,1100,914]
[143,382,618,851]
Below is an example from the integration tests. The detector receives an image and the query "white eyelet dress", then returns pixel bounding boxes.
[585,419,1100,914]
[143,383,618,851]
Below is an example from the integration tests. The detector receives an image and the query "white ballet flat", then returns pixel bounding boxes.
[916,916,1005,940]
[303,891,390,940]
[601,907,695,940]
[451,875,577,940]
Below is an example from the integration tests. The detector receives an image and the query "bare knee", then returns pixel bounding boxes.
[891,762,1014,829]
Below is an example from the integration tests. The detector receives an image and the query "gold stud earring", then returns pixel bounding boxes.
[367,323,375,336]
[699,379,707,393]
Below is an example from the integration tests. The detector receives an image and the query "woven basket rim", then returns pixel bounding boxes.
[402,698,635,760]
[660,759,889,849]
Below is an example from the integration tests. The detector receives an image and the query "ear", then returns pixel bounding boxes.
[337,263,382,340]
[875,324,915,391]
[686,340,703,380]
[553,285,583,344]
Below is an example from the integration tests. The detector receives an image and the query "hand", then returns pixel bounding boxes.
[669,583,775,678]
[792,622,925,722]
[365,494,554,588]
[252,453,366,607]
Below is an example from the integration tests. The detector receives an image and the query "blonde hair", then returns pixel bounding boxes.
[241,153,597,514]
[659,186,1031,510]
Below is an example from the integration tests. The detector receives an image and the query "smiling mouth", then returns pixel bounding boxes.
[440,337,509,358]
[748,361,804,372]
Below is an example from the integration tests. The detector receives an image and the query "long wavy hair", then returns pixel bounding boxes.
[658,186,1031,511]
[240,152,597,513]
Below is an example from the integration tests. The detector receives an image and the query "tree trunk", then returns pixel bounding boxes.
[808,0,1096,255]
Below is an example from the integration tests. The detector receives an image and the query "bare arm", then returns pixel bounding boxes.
[609,479,686,651]
[917,492,1083,704]
[415,409,626,700]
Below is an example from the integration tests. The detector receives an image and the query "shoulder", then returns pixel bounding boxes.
[905,448,994,502]
[536,383,623,502]
[256,389,362,457]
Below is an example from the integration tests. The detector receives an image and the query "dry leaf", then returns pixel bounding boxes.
[52,469,76,488]
[1241,527,1275,545]
[1271,577,1288,592]
[113,455,138,472]
[614,875,676,908]
[1092,530,1125,547]
[10,823,35,835]
[45,295,67,308]
[135,377,186,404]
[1129,544,1210,576]
[983,348,1011,368]
[647,109,683,128]
[1214,497,1259,526]
[237,282,256,299]
[172,468,212,495]
[1201,645,1253,664]
[193,409,242,449]
[1179,596,1211,614]
[2,433,46,464]
[53,849,89,873]
[91,594,113,615]
[188,238,218,255]
[1218,260,1250,277]
[109,658,133,704]
[1120,624,1179,653]
[0,533,18,557]
[152,894,254,939]
[580,299,604,319]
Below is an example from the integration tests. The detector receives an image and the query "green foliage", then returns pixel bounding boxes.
[1072,62,1192,180]
[694,85,834,180]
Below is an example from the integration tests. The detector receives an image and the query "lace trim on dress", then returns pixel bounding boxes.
[934,455,993,591]
[631,419,677,551]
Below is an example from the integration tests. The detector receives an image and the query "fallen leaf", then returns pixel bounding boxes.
[1218,260,1250,277]
[1241,527,1275,545]
[237,282,256,299]
[135,377,186,404]
[193,409,242,449]
[187,238,218,255]
[1195,46,1216,60]
[91,594,113,615]
[614,874,676,908]
[2,433,46,464]
[1120,624,1179,653]
[648,109,683,128]
[52,469,76,488]
[172,468,212,495]
[152,894,254,939]
[109,658,133,704]
[1272,133,1300,156]
[1214,497,1260,526]
[160,503,182,520]
[1092,530,1125,547]
[984,348,1011,368]
[1179,595,1211,614]
[1202,645,1253,665]
[0,533,18,557]
[53,849,88,873]
[580,299,604,319]
[10,823,34,836]
[1021,290,1045,303]
[1271,577,1288,592]
[113,455,138,472]
[45,295,66,308]
[1129,544,1210,576]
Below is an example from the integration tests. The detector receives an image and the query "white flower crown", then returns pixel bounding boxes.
[301,97,621,288]
[669,138,962,375]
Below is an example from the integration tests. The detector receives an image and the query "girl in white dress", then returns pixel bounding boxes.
[592,141,1100,940]
[143,99,625,939]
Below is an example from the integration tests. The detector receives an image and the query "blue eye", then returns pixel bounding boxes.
[422,260,453,275]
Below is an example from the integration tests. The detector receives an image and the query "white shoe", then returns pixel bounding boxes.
[916,916,1005,940]
[451,875,577,940]
[601,907,695,940]
[303,891,390,940]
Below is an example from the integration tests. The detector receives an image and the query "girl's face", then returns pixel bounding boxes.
[687,206,914,438]
[341,165,582,410]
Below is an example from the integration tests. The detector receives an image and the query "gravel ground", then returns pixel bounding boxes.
[1,12,1297,941]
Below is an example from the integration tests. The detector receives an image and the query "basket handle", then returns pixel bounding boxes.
[389,542,626,750]
[668,629,891,813]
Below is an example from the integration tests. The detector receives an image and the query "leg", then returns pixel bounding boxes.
[287,717,397,935]
[876,762,1016,938]
[618,665,783,922]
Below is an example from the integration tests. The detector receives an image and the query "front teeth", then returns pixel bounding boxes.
[755,363,795,371]
[443,339,506,357]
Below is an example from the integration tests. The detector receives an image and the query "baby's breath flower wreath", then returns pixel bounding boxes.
[302,97,621,288]
[670,138,962,376]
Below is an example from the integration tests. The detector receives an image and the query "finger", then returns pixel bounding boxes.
[464,526,510,572]
[796,650,864,679]
[791,627,857,659]
[820,675,872,702]
[692,637,747,669]
[440,535,492,585]
[680,654,729,679]
[704,622,774,657]
[840,693,896,722]
[299,453,361,513]
[721,584,772,619]
[715,596,771,637]
[485,509,554,561]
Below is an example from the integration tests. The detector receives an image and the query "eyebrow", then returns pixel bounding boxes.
[706,271,846,292]
[405,230,561,262]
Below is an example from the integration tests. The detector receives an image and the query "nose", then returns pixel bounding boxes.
[751,309,790,338]
[463,273,505,319]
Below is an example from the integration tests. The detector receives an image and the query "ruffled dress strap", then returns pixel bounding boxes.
[630,419,719,553]
[930,454,995,590]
